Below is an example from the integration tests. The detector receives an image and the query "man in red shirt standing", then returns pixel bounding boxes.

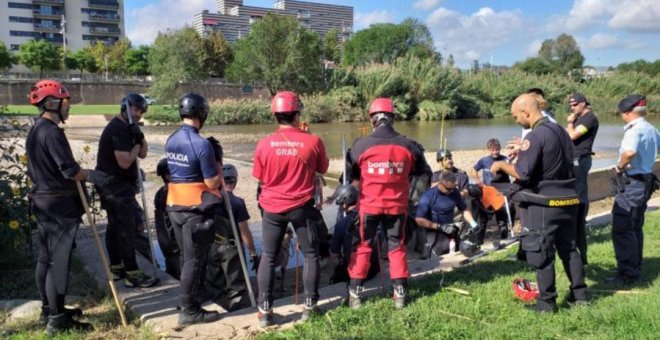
[346,98,430,309]
[253,91,329,327]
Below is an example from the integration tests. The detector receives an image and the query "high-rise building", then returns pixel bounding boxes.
[194,0,353,44]
[0,0,125,52]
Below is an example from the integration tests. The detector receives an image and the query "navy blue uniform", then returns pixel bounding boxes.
[166,124,221,311]
[416,187,465,256]
[513,118,587,310]
[612,117,659,280]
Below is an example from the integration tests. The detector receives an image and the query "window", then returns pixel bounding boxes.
[10,44,21,51]
[10,30,38,37]
[8,2,34,9]
[9,16,34,23]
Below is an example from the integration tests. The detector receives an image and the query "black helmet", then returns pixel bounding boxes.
[222,163,238,181]
[436,148,452,162]
[459,238,480,257]
[179,92,209,123]
[121,93,148,114]
[334,184,358,206]
[467,184,482,199]
[156,158,169,178]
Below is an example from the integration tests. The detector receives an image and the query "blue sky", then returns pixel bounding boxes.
[124,0,660,68]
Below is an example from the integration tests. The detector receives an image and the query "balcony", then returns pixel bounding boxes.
[88,0,119,9]
[297,11,311,19]
[89,26,120,35]
[88,14,120,22]
[32,0,64,4]
[33,10,64,19]
[40,36,63,44]
[34,23,62,32]
[341,25,352,33]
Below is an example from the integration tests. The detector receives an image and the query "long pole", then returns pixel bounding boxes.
[125,101,159,279]
[76,181,128,326]
[220,187,257,307]
[439,114,445,149]
[504,196,514,237]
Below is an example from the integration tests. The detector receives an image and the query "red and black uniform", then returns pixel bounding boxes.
[253,126,329,309]
[166,124,222,311]
[347,124,429,282]
[26,117,84,317]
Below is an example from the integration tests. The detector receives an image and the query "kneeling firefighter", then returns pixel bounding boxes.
[165,93,225,326]
[491,93,587,312]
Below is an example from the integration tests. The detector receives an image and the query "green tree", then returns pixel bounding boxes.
[342,18,436,66]
[107,38,131,74]
[73,49,98,77]
[227,13,323,95]
[0,42,17,72]
[616,59,660,76]
[18,39,61,77]
[125,45,150,76]
[63,50,78,71]
[536,33,584,74]
[203,31,233,78]
[322,28,341,62]
[85,42,108,71]
[149,26,207,101]
[538,39,554,60]
[513,57,555,75]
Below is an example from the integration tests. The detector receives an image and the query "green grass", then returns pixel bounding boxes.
[1,105,169,116]
[263,210,660,339]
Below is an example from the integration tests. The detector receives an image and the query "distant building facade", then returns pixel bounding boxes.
[193,0,352,43]
[0,0,125,52]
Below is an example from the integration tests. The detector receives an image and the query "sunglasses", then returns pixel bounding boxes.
[569,102,579,107]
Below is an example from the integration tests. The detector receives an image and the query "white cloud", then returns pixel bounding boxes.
[413,0,440,11]
[609,0,660,32]
[127,0,214,46]
[581,33,621,49]
[526,39,543,57]
[548,0,660,33]
[426,7,524,65]
[354,10,396,29]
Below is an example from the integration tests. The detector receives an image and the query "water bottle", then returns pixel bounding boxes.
[449,238,456,254]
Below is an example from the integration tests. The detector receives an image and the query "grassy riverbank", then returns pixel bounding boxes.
[262,209,660,339]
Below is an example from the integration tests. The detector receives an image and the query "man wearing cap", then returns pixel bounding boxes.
[432,149,469,197]
[609,95,660,285]
[565,92,599,266]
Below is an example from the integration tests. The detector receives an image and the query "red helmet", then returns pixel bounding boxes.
[368,97,394,116]
[29,80,70,105]
[271,91,302,114]
[512,278,539,302]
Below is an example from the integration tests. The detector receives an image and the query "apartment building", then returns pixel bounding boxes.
[0,0,125,52]
[193,0,353,44]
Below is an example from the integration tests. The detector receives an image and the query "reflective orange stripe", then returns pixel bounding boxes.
[166,182,220,207]
[481,185,505,211]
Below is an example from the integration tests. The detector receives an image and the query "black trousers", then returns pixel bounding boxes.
[32,195,81,315]
[612,176,653,278]
[520,204,586,307]
[169,211,215,309]
[203,241,249,312]
[102,195,139,271]
[257,200,321,309]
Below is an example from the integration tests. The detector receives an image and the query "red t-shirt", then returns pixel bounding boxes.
[253,126,329,213]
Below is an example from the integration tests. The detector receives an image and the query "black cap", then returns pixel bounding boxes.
[569,92,589,105]
[618,94,646,113]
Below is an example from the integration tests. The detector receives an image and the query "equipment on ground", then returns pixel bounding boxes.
[512,278,539,302]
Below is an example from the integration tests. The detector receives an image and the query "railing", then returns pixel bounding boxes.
[89,26,120,34]
[32,0,65,4]
[89,14,120,22]
[34,24,62,30]
[88,0,119,9]
[33,10,64,17]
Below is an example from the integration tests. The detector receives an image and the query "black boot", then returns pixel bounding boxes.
[45,312,92,336]
[39,306,83,325]
[178,307,221,326]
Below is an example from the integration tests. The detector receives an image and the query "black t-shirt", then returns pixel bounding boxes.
[572,111,599,157]
[26,118,81,193]
[96,116,137,182]
[514,118,575,189]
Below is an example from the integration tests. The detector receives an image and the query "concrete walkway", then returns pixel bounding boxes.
[74,197,660,339]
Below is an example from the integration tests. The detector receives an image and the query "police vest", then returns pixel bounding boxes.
[166,182,221,212]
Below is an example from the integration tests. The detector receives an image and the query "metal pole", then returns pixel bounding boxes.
[220,187,257,307]
[76,181,128,326]
[125,100,159,279]
[504,195,514,237]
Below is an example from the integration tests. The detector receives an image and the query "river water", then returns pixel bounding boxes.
[142,114,660,170]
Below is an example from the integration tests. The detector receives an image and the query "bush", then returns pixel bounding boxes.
[207,99,271,125]
[417,100,452,121]
[0,114,33,269]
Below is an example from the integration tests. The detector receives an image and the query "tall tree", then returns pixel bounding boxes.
[148,26,207,101]
[322,28,341,62]
[538,39,554,61]
[85,42,109,75]
[18,39,61,77]
[107,38,131,74]
[0,42,16,72]
[227,13,323,95]
[73,49,98,77]
[125,45,150,76]
[203,31,233,78]
[536,33,584,74]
